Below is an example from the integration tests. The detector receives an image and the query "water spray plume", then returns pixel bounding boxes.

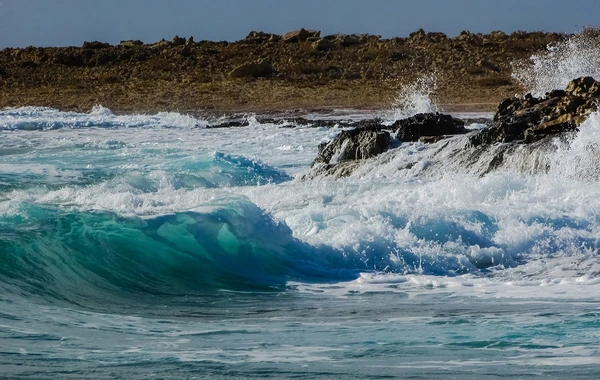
[384,74,439,122]
[512,28,600,96]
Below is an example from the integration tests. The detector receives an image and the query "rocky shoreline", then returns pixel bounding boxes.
[0,29,568,113]
[305,77,600,179]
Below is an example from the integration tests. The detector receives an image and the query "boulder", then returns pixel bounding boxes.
[244,31,280,44]
[470,76,600,145]
[392,113,467,142]
[81,41,110,49]
[313,125,391,166]
[282,28,320,43]
[229,60,273,78]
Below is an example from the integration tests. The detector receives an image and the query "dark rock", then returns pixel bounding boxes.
[53,52,84,67]
[230,60,273,78]
[81,41,111,49]
[172,35,186,46]
[313,124,391,166]
[207,120,250,128]
[336,34,360,46]
[392,113,467,142]
[471,76,600,145]
[426,32,447,43]
[409,29,427,40]
[282,28,320,43]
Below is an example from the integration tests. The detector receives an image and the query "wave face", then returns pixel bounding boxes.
[0,201,357,304]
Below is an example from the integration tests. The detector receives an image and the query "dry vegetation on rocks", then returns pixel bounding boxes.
[0,29,567,113]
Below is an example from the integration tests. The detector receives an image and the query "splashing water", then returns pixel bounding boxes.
[512,29,600,96]
[383,75,439,122]
[549,111,600,181]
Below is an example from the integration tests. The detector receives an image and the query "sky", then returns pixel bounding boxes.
[1,0,599,48]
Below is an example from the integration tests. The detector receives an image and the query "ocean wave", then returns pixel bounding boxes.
[0,193,548,306]
[0,200,355,305]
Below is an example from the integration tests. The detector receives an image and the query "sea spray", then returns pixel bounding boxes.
[382,74,439,122]
[512,28,600,96]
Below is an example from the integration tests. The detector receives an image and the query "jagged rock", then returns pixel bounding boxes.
[313,125,391,166]
[172,35,186,46]
[282,28,320,43]
[409,29,427,41]
[392,113,467,142]
[470,76,600,145]
[81,41,110,49]
[230,60,273,78]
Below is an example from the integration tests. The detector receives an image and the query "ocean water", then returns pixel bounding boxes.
[3,36,600,379]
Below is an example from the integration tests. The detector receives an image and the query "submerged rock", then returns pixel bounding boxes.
[470,76,600,145]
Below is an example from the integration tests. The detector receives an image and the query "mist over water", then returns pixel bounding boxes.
[1,31,600,379]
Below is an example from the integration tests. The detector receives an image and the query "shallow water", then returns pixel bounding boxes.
[1,106,600,379]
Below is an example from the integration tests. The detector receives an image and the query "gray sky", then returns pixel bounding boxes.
[1,0,598,48]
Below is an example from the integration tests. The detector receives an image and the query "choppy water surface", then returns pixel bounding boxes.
[1,103,600,379]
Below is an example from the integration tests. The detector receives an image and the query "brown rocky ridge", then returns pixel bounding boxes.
[0,29,571,113]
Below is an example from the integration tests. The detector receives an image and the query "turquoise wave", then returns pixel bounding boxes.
[5,195,589,307]
[0,199,359,307]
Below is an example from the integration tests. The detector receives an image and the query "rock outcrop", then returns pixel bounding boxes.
[304,113,470,178]
[282,29,321,43]
[392,113,467,142]
[244,31,281,44]
[470,76,600,146]
[313,125,391,166]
